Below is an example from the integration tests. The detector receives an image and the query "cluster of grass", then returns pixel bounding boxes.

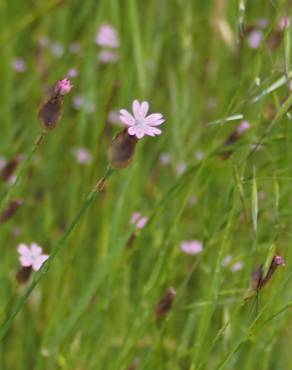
[0,0,292,369]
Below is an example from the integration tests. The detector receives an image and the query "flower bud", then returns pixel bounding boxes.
[0,199,23,223]
[107,128,138,169]
[155,287,177,320]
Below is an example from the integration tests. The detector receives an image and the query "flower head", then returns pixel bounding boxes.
[180,240,203,255]
[231,261,244,272]
[12,58,27,73]
[17,243,49,271]
[130,212,148,229]
[72,147,92,164]
[274,255,285,266]
[56,78,73,95]
[237,120,250,135]
[96,23,119,48]
[99,50,119,64]
[119,100,165,139]
[247,29,263,49]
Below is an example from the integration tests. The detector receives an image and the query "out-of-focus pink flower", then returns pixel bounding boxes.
[17,243,49,271]
[247,29,263,49]
[130,212,148,229]
[237,120,250,135]
[195,151,204,161]
[73,95,84,109]
[274,255,285,266]
[108,110,122,125]
[257,18,268,28]
[222,255,232,267]
[50,42,64,57]
[180,240,203,255]
[67,68,78,78]
[160,153,171,165]
[120,100,165,139]
[72,148,92,164]
[231,261,244,272]
[39,35,49,47]
[96,23,119,48]
[278,17,290,31]
[99,50,119,64]
[12,58,27,73]
[177,161,186,175]
[56,78,73,95]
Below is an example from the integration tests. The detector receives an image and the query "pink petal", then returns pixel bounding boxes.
[128,126,145,139]
[32,255,49,271]
[146,126,162,136]
[140,101,149,118]
[144,113,164,125]
[119,110,135,126]
[130,212,141,224]
[132,100,141,119]
[30,243,43,256]
[17,243,30,256]
[136,217,148,229]
[20,255,33,267]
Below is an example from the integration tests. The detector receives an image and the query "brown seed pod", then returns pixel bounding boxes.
[155,287,177,320]
[38,94,63,132]
[107,128,138,169]
[16,266,32,284]
[0,199,23,223]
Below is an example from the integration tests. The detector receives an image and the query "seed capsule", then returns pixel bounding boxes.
[16,266,32,284]
[107,128,138,169]
[38,94,63,132]
[156,287,177,320]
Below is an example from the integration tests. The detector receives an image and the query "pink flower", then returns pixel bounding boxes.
[17,243,49,271]
[247,29,263,49]
[160,153,171,165]
[67,68,78,78]
[99,50,119,64]
[237,120,250,135]
[12,58,27,73]
[96,23,119,48]
[231,261,244,272]
[119,100,165,139]
[73,95,84,109]
[180,240,203,255]
[130,212,148,229]
[72,147,92,164]
[274,255,285,266]
[278,17,290,31]
[108,110,122,125]
[56,78,73,95]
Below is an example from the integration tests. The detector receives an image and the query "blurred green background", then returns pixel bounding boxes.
[0,0,292,369]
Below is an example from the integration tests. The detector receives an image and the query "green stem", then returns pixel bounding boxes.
[0,166,115,340]
[0,132,46,211]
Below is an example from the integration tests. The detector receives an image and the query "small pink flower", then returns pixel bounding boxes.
[67,68,78,78]
[99,50,119,64]
[237,120,250,135]
[56,78,73,95]
[108,110,122,125]
[278,17,290,31]
[73,95,84,109]
[274,255,285,266]
[231,261,244,272]
[72,148,92,164]
[12,58,27,73]
[50,41,64,57]
[222,255,232,267]
[247,29,263,49]
[160,153,171,165]
[17,243,49,271]
[96,23,119,48]
[130,212,148,229]
[120,100,165,139]
[180,240,203,255]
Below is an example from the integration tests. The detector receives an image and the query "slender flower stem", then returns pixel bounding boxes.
[0,166,115,340]
[0,132,46,211]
